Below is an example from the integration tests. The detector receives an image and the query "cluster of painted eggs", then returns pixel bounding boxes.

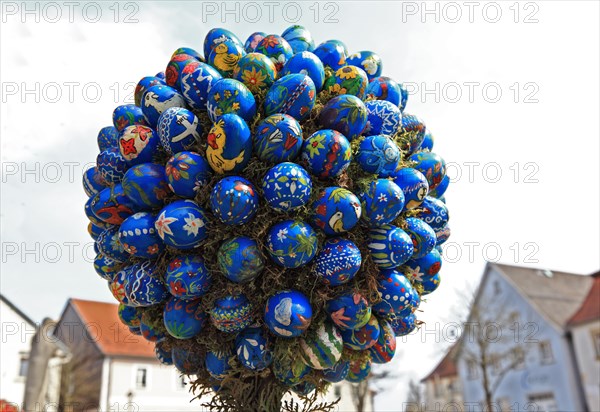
[86,25,451,395]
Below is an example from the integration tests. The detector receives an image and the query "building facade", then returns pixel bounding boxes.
[421,345,462,411]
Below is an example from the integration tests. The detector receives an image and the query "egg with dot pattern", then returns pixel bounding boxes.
[210,176,258,225]
[314,238,362,286]
[367,225,414,269]
[372,269,417,316]
[155,200,208,249]
[311,187,361,236]
[118,212,165,259]
[217,236,264,283]
[165,255,212,299]
[265,290,312,338]
[262,163,312,212]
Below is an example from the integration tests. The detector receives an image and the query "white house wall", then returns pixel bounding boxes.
[571,320,600,412]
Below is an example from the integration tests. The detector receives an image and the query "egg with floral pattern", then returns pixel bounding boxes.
[264,74,316,121]
[255,35,293,71]
[172,47,204,61]
[118,125,160,166]
[210,176,258,225]
[94,253,119,281]
[91,184,138,225]
[392,168,429,209]
[429,174,449,198]
[206,347,234,379]
[366,76,401,106]
[281,51,325,91]
[273,355,311,386]
[210,294,253,333]
[172,347,203,374]
[122,163,171,210]
[204,28,244,61]
[141,85,185,128]
[97,226,129,262]
[96,148,128,184]
[324,65,368,99]
[357,134,400,176]
[165,151,212,198]
[233,52,276,93]
[254,114,303,163]
[113,104,148,132]
[282,25,315,53]
[165,255,211,299]
[403,248,442,283]
[408,152,447,191]
[206,78,257,123]
[266,220,318,268]
[323,360,350,383]
[359,179,405,227]
[339,313,380,350]
[208,40,246,77]
[109,266,132,304]
[299,322,343,370]
[244,31,266,52]
[262,163,312,212]
[319,94,367,141]
[313,40,346,70]
[404,217,436,259]
[206,113,253,174]
[166,54,200,92]
[372,269,416,316]
[346,51,383,81]
[140,311,167,342]
[301,129,352,178]
[364,100,401,137]
[125,261,169,307]
[97,126,119,151]
[157,107,202,155]
[314,238,362,286]
[155,341,173,365]
[163,296,206,339]
[368,225,414,269]
[346,357,372,383]
[134,76,166,107]
[390,313,417,337]
[179,62,222,110]
[217,236,264,283]
[369,318,396,364]
[118,303,142,328]
[118,212,165,259]
[414,197,449,231]
[312,187,361,236]
[325,291,371,331]
[265,290,312,338]
[235,326,273,371]
[155,200,208,249]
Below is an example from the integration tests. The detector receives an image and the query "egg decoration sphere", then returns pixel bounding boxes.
[390,313,417,336]
[346,51,383,81]
[273,355,311,386]
[97,126,119,151]
[346,357,372,383]
[165,151,212,198]
[122,163,171,210]
[113,104,147,132]
[421,273,441,295]
[96,148,128,184]
[325,291,371,331]
[364,100,402,137]
[409,151,447,190]
[85,195,104,226]
[206,348,234,379]
[210,294,253,333]
[118,125,160,166]
[118,303,142,328]
[141,85,186,128]
[235,326,273,371]
[233,53,276,93]
[262,162,312,212]
[204,28,244,62]
[125,261,169,307]
[206,113,252,174]
[179,62,222,110]
[392,168,429,209]
[255,34,293,71]
[135,76,166,107]
[319,94,368,141]
[163,296,206,339]
[314,238,362,286]
[155,341,173,365]
[109,266,132,304]
[244,31,266,52]
[210,176,258,225]
[311,187,361,236]
[140,312,167,342]
[399,83,409,112]
[265,290,312,337]
[414,197,449,231]
[301,129,352,179]
[369,318,396,364]
[372,269,416,316]
[299,322,343,370]
[266,220,318,268]
[339,314,381,350]
[91,184,137,225]
[356,134,400,176]
[281,51,325,91]
[403,248,442,282]
[404,217,436,259]
[217,236,264,283]
[157,107,202,154]
[206,78,257,123]
[324,65,368,99]
[368,225,414,268]
[313,41,346,70]
[264,74,316,121]
[367,76,402,107]
[359,179,405,227]
[97,226,129,262]
[282,25,315,53]
[254,114,303,163]
[118,212,165,259]
[155,200,208,249]
[165,255,212,299]
[429,174,449,198]
[172,347,204,375]
[94,253,120,281]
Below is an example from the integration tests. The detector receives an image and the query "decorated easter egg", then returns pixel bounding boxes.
[166,255,211,299]
[369,318,396,364]
[97,126,119,151]
[210,176,258,225]
[96,148,128,183]
[366,76,402,107]
[403,248,442,282]
[419,130,434,151]
[235,326,273,371]
[346,357,372,383]
[163,296,206,339]
[155,200,208,249]
[118,303,142,328]
[254,114,303,163]
[125,261,169,307]
[94,253,120,281]
[372,269,416,316]
[118,125,160,166]
[140,311,167,342]
[357,134,400,176]
[399,83,409,112]
[206,347,233,379]
[141,85,185,128]
[156,71,165,79]
[244,31,266,52]
[301,129,352,178]
[264,74,316,121]
[113,104,147,132]
[155,341,173,365]
[359,179,405,226]
[179,62,222,110]
[313,41,346,70]
[292,381,316,396]
[97,226,129,262]
[157,107,202,154]
[203,28,244,62]
[172,47,203,61]
[255,35,293,71]
[404,217,436,258]
[314,238,362,286]
[129,326,142,336]
[319,94,368,141]
[122,163,171,209]
[409,152,447,190]
[118,212,165,259]
[402,287,421,317]
[346,51,383,81]
[324,65,368,99]
[172,347,203,375]
[392,168,429,209]
[368,225,414,268]
[206,113,252,173]
[210,294,253,333]
[311,187,361,236]
[262,162,312,212]
[91,184,137,225]
[207,78,257,123]
[421,273,441,295]
[166,54,200,91]
[323,360,351,383]
[398,114,426,154]
[273,355,311,386]
[88,222,105,240]
[282,25,315,53]
[217,236,264,283]
[265,290,312,338]
[266,220,318,268]
[414,197,449,231]
[435,224,451,245]
[429,174,449,198]
[85,195,104,226]
[233,53,276,93]
[165,151,212,198]
[339,314,380,350]
[109,266,132,304]
[299,322,343,370]
[390,313,417,337]
[208,40,246,77]
[326,291,371,331]
[134,76,166,107]
[364,100,402,137]
[281,51,325,91]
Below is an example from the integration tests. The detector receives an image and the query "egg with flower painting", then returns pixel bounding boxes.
[210,294,253,333]
[155,200,208,249]
[324,65,368,99]
[172,47,203,61]
[113,104,147,132]
[206,347,234,379]
[414,197,449,231]
[206,78,257,123]
[421,273,441,295]
[208,40,246,77]
[262,163,312,212]
[403,248,442,282]
[429,174,449,198]
[118,212,165,259]
[281,51,325,91]
[210,176,258,225]
[266,220,318,268]
[97,226,129,262]
[233,53,276,93]
[319,94,367,141]
[109,266,132,304]
[364,100,402,137]
[163,296,206,339]
[165,53,200,90]
[172,347,203,375]
[372,269,416,316]
[165,255,211,299]
[282,25,315,53]
[346,51,383,81]
[404,217,436,259]
[273,355,311,386]
[390,313,417,337]
[118,125,160,166]
[369,318,396,364]
[264,290,312,338]
[235,326,273,371]
[140,311,167,342]
[179,62,222,110]
[357,134,400,176]
[264,74,316,121]
[155,341,173,365]
[244,31,266,52]
[346,357,372,383]
[157,107,202,155]
[203,28,244,61]
[165,151,212,199]
[368,225,414,269]
[359,179,405,227]
[141,85,185,128]
[299,322,343,370]
[118,303,142,328]
[206,113,253,174]
[255,35,293,71]
[122,163,171,210]
[91,184,137,225]
[311,187,361,236]
[96,148,128,184]
[392,167,429,209]
[301,129,352,179]
[254,114,303,163]
[94,253,119,281]
[366,76,402,106]
[125,261,169,307]
[314,238,362,286]
[134,76,166,106]
[409,151,447,190]
[339,313,380,350]
[97,126,119,151]
[325,291,371,331]
[313,40,346,70]
[217,237,264,284]
[322,360,350,383]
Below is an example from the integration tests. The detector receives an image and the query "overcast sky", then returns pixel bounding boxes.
[1,1,599,409]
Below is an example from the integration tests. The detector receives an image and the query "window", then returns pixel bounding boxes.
[539,341,554,364]
[494,281,502,295]
[512,347,525,369]
[135,367,147,389]
[591,330,600,359]
[18,356,29,377]
[467,360,478,379]
[528,393,558,412]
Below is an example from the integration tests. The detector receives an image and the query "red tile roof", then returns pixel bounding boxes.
[568,272,600,327]
[69,298,156,358]
[421,345,458,382]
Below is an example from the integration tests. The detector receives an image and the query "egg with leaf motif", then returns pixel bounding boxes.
[324,65,368,99]
[368,225,414,269]
[97,148,128,184]
[262,162,312,212]
[346,357,372,383]
[233,52,276,93]
[301,129,352,179]
[165,255,211,299]
[125,261,169,307]
[273,354,311,386]
[311,187,361,236]
[210,294,253,333]
[369,318,396,364]
[97,126,119,151]
[299,322,343,370]
[254,114,303,163]
[217,236,264,283]
[364,100,401,137]
[210,176,258,225]
[165,53,200,90]
[359,179,405,226]
[372,269,416,316]
[206,113,253,174]
[281,51,325,91]
[118,212,165,259]
[282,25,315,53]
[404,217,436,259]
[140,311,167,343]
[235,326,273,371]
[255,35,293,71]
[325,291,371,331]
[163,296,206,339]
[339,313,380,350]
[141,85,185,128]
[165,151,212,198]
[118,303,142,328]
[266,220,318,268]
[319,94,367,141]
[122,163,171,210]
[207,79,257,122]
[366,76,402,107]
[346,51,383,81]
[264,74,316,121]
[208,40,246,77]
[265,290,312,338]
[113,104,147,132]
[157,107,202,155]
[180,62,222,110]
[392,167,429,209]
[314,238,362,286]
[155,200,208,249]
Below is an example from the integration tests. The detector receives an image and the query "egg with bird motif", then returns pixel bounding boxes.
[299,322,343,370]
[217,236,264,283]
[319,94,367,141]
[113,104,148,132]
[414,196,449,231]
[154,200,208,249]
[262,163,312,212]
[392,167,429,209]
[235,326,273,371]
[324,65,368,99]
[404,217,436,259]
[141,85,185,128]
[364,100,401,137]
[208,40,246,77]
[357,134,400,176]
[273,354,311,386]
[155,341,173,365]
[264,74,316,121]
[369,318,396,364]
[244,31,266,52]
[314,238,362,286]
[210,176,258,225]
[97,226,129,262]
[165,53,200,91]
[301,129,352,179]
[390,313,417,337]
[366,76,402,107]
[165,151,212,198]
[372,269,416,316]
[179,62,222,110]
[163,296,206,339]
[313,40,346,70]
[118,303,142,328]
[206,113,252,174]
[281,51,325,91]
[96,148,128,183]
[125,261,169,307]
[118,212,165,259]
[265,290,312,338]
[409,151,447,190]
[140,311,167,342]
[205,347,234,379]
[97,126,119,151]
[325,291,371,331]
[368,225,414,268]
[165,255,211,299]
[254,114,303,163]
[91,184,138,225]
[172,347,203,375]
[118,125,160,167]
[255,35,293,71]
[403,248,442,282]
[322,360,350,383]
[312,187,361,236]
[233,52,276,94]
[346,357,372,383]
[282,25,315,53]
[207,78,257,122]
[157,107,202,155]
[94,253,120,281]
[122,163,171,210]
[339,313,380,350]
[346,51,383,81]
[266,220,318,268]
[203,28,244,62]
[429,174,449,198]
[359,179,405,226]
[210,294,253,333]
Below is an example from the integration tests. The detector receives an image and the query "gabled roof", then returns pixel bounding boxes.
[568,272,600,327]
[421,344,458,382]
[1,293,35,325]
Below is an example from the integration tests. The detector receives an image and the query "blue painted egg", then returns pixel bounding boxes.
[312,187,361,236]
[399,83,409,112]
[313,41,346,70]
[366,76,402,107]
[273,355,310,386]
[155,341,173,365]
[96,148,128,183]
[368,225,414,268]
[203,28,244,62]
[402,287,421,317]
[346,51,383,81]
[97,226,129,262]
[323,360,351,383]
[420,272,441,295]
[324,65,368,99]
[97,126,119,151]
[179,62,222,110]
[314,238,362,286]
[435,224,451,245]
[118,303,142,328]
[292,381,316,396]
[135,76,166,107]
[265,290,312,337]
[244,31,266,52]
[369,318,396,364]
[359,179,405,226]
[129,326,142,336]
[94,253,119,281]
[172,347,203,374]
[429,174,449,198]
[207,114,252,174]
[255,35,293,71]
[404,217,436,259]
[266,220,318,268]
[319,95,367,141]
[156,71,165,79]
[262,162,312,212]
[172,47,204,62]
[398,114,426,154]
[254,114,303,163]
[140,311,167,342]
[163,296,206,339]
[155,200,208,249]
[206,347,234,379]
[210,294,253,333]
[166,53,200,90]
[403,248,442,282]
[125,261,169,307]
[419,130,434,151]
[372,269,416,316]
[282,25,315,53]
[109,266,131,304]
[414,197,449,231]
[91,184,137,225]
[207,78,256,123]
[210,176,258,225]
[233,52,276,93]
[409,152,446,191]
[113,104,147,132]
[88,222,105,240]
[393,167,429,210]
[264,74,316,121]
[346,357,372,383]
[165,151,212,198]
[122,163,171,209]
[390,313,417,337]
[364,100,401,137]
[208,40,246,77]
[236,326,273,371]
[85,194,105,226]
[339,313,380,350]
[217,236,264,283]
[118,212,164,259]
[118,125,160,166]
[301,129,352,178]
[141,85,186,128]
[165,255,211,299]
[157,107,202,154]
[357,134,400,176]
[326,291,371,331]
[299,322,343,370]
[281,51,325,91]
